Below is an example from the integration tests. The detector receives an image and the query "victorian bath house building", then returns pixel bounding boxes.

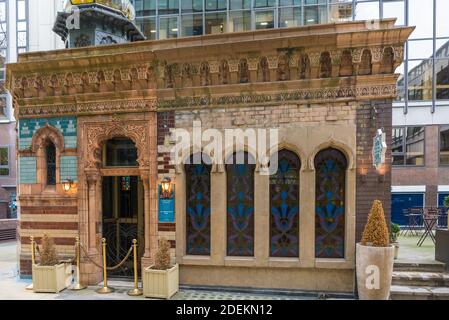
[5,1,412,293]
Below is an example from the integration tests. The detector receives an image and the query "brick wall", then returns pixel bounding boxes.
[355,100,393,241]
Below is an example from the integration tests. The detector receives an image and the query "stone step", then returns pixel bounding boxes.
[392,271,449,287]
[394,260,446,273]
[390,285,449,300]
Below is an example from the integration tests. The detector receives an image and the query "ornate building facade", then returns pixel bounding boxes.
[6,18,412,292]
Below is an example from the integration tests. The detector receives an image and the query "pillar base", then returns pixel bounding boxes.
[80,254,102,285]
[141,255,153,270]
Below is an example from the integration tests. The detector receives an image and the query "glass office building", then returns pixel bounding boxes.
[131,0,449,225]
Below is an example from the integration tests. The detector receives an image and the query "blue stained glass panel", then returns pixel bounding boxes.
[314,148,347,259]
[185,154,212,255]
[269,150,300,257]
[226,152,255,256]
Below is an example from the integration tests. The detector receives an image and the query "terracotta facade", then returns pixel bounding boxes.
[6,20,412,293]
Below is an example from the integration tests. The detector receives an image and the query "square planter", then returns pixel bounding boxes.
[143,264,179,299]
[436,229,449,271]
[32,263,72,293]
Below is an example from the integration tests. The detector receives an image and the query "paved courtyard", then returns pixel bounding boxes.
[397,233,436,262]
[0,241,322,300]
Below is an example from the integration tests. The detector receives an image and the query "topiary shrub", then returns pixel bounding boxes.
[39,234,59,266]
[153,238,172,270]
[361,200,390,247]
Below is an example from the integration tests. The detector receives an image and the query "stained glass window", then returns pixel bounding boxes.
[269,150,300,257]
[314,148,347,259]
[185,154,212,255]
[46,142,56,185]
[226,151,255,256]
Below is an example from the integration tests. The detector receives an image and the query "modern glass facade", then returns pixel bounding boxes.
[132,0,449,113]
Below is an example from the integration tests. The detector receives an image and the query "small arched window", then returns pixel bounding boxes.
[320,52,332,78]
[381,47,394,74]
[339,50,353,77]
[238,59,249,83]
[359,49,372,75]
[258,56,270,82]
[314,147,347,259]
[46,141,56,186]
[298,54,310,80]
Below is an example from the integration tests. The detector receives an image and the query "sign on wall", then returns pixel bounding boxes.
[372,129,387,169]
[158,185,175,223]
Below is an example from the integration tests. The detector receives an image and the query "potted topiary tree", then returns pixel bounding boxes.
[32,234,72,293]
[356,200,395,300]
[391,223,401,260]
[142,238,179,299]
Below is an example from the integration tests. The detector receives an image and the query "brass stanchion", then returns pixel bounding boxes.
[127,239,142,296]
[70,236,86,290]
[96,238,114,294]
[25,236,35,290]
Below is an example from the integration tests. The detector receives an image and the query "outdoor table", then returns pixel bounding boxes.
[404,212,422,237]
[417,214,439,246]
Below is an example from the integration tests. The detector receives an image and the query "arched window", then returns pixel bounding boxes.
[269,149,300,257]
[298,54,310,80]
[200,62,211,86]
[277,54,290,81]
[46,141,56,185]
[185,153,212,255]
[339,50,353,77]
[358,49,372,75]
[314,148,347,259]
[320,52,332,78]
[238,59,249,83]
[219,60,229,84]
[380,47,394,74]
[104,138,138,167]
[226,151,255,256]
[258,56,270,82]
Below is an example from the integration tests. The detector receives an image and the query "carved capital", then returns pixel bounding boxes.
[308,52,321,67]
[247,58,259,71]
[371,47,383,63]
[352,48,363,64]
[267,56,279,69]
[208,60,219,74]
[228,59,239,72]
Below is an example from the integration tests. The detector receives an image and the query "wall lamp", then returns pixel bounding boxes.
[160,177,173,198]
[62,179,74,192]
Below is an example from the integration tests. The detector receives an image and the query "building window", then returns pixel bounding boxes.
[440,125,449,165]
[0,0,6,81]
[392,126,425,166]
[46,142,56,185]
[16,0,28,54]
[104,138,138,167]
[0,146,9,176]
[391,193,424,226]
[269,149,300,258]
[314,147,347,259]
[226,151,255,257]
[185,154,212,255]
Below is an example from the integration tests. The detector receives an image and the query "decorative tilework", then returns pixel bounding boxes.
[19,157,37,184]
[60,156,78,182]
[18,117,77,150]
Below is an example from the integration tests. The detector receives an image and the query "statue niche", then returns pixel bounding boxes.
[339,50,353,77]
[298,54,310,80]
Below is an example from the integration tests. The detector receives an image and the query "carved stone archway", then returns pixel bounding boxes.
[79,116,158,284]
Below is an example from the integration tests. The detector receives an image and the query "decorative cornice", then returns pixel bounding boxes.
[156,84,397,110]
[17,98,157,118]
